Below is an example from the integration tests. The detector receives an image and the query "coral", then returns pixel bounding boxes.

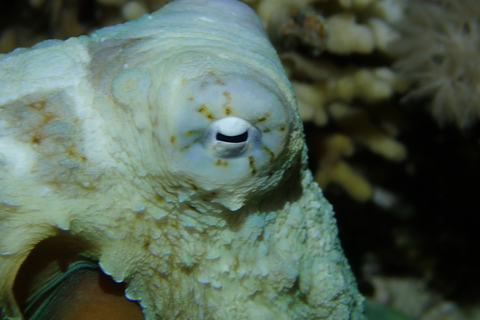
[368,276,480,320]
[390,0,480,128]
[313,133,374,201]
[122,1,149,20]
[255,0,408,201]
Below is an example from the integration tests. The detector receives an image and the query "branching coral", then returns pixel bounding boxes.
[390,0,480,128]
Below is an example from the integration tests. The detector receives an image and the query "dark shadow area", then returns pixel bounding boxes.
[13,232,144,320]
[305,106,480,305]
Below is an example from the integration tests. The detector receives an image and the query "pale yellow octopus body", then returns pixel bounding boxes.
[0,0,364,319]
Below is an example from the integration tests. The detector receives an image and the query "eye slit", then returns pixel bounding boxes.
[202,116,261,158]
[216,131,249,143]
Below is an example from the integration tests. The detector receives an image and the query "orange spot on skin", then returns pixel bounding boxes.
[216,159,228,166]
[253,112,270,124]
[222,91,231,99]
[180,137,201,151]
[170,135,176,144]
[197,105,215,120]
[249,156,256,175]
[222,92,232,115]
[279,124,286,131]
[261,146,275,163]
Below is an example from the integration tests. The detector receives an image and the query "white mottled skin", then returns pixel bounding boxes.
[0,0,365,319]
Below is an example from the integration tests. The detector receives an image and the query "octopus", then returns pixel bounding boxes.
[0,0,365,319]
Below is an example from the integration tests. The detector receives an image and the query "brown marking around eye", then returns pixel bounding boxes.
[180,137,201,152]
[184,130,202,137]
[215,159,228,166]
[261,145,275,163]
[253,112,270,124]
[179,129,203,151]
[222,91,232,115]
[249,156,256,175]
[197,104,214,120]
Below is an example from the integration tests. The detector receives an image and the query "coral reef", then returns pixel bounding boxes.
[390,0,480,128]
[368,276,480,320]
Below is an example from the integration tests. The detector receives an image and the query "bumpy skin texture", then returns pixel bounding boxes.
[0,0,365,319]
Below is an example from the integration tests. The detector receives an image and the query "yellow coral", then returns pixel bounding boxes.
[314,134,374,201]
[269,0,408,201]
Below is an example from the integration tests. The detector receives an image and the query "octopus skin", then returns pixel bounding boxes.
[0,0,365,319]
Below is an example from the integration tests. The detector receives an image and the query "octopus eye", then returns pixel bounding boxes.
[216,131,248,143]
[202,116,261,158]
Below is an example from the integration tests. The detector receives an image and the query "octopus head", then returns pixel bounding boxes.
[119,54,303,211]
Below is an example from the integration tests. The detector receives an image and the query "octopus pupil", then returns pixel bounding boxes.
[216,131,248,143]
